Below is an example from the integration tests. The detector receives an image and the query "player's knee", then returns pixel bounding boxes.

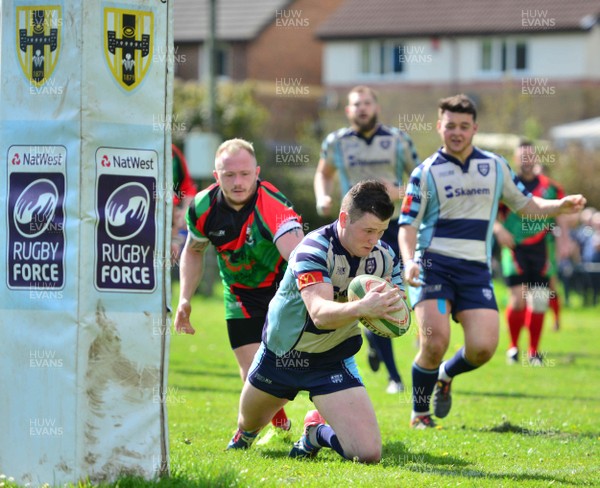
[465,343,496,366]
[421,339,448,363]
[473,347,495,365]
[350,446,381,464]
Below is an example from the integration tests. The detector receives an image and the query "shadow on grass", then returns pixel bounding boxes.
[474,420,600,440]
[90,472,243,488]
[381,441,586,485]
[382,441,468,469]
[402,466,586,485]
[550,351,600,361]
[174,384,241,396]
[457,389,600,402]
[171,368,239,379]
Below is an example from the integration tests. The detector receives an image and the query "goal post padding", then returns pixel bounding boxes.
[0,0,172,483]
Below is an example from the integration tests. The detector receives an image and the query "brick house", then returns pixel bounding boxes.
[315,0,600,149]
[173,0,344,143]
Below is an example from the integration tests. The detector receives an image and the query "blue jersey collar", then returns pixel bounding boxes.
[347,124,384,145]
[438,146,480,173]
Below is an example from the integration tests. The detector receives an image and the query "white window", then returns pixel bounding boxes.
[215,43,230,78]
[360,40,405,76]
[203,42,231,80]
[480,38,528,74]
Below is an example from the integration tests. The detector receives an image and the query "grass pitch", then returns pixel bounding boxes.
[5,283,596,487]
[161,283,599,487]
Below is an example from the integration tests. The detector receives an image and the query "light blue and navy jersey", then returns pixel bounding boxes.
[320,124,419,214]
[399,147,531,267]
[263,222,403,365]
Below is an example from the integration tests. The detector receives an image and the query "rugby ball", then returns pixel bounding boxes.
[347,274,411,338]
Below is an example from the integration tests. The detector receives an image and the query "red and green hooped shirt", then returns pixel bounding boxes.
[186,180,302,319]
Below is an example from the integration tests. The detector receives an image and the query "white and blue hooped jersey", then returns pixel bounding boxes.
[321,124,419,209]
[263,222,403,364]
[400,147,531,267]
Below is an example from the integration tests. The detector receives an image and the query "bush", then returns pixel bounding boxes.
[172,79,268,155]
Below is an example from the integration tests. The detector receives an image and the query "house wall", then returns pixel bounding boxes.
[584,24,600,77]
[244,0,345,142]
[246,0,344,84]
[173,43,202,80]
[322,32,597,85]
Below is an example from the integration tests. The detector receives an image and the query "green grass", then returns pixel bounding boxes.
[6,282,598,487]
[160,282,599,487]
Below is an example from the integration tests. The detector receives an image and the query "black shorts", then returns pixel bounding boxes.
[502,241,549,288]
[226,317,265,349]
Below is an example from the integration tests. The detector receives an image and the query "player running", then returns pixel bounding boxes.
[174,138,304,432]
[399,95,586,428]
[494,141,568,365]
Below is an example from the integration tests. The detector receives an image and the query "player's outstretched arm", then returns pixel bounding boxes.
[302,282,402,330]
[519,194,587,218]
[398,225,422,286]
[174,236,209,335]
[314,158,336,217]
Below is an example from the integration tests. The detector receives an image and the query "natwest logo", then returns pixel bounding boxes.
[22,151,64,166]
[8,145,67,172]
[96,147,157,174]
[111,154,155,170]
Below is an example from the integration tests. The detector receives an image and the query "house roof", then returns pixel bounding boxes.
[316,0,600,39]
[174,0,292,42]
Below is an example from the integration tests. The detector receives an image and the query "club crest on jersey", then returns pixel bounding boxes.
[365,257,376,274]
[379,140,391,149]
[245,226,255,245]
[104,7,153,91]
[477,162,490,177]
[17,6,61,87]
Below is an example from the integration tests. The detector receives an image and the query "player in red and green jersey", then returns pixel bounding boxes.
[174,138,304,431]
[494,141,567,365]
[170,144,197,260]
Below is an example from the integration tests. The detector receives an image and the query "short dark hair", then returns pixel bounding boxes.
[341,180,394,222]
[438,94,477,121]
[518,138,534,148]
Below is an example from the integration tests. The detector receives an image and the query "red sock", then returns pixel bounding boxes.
[271,408,289,429]
[549,294,560,323]
[506,307,526,349]
[525,308,545,356]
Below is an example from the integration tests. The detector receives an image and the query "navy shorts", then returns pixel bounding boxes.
[408,252,498,317]
[247,343,364,401]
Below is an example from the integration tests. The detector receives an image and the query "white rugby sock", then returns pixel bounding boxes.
[438,362,451,382]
